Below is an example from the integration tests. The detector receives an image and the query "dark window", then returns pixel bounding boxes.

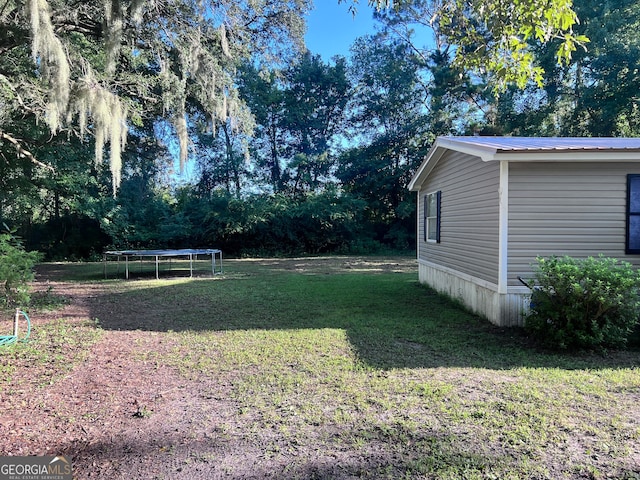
[424,191,441,243]
[627,175,640,253]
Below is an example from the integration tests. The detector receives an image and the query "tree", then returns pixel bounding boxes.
[0,228,40,309]
[0,111,116,258]
[491,0,640,137]
[99,123,187,250]
[281,52,350,196]
[0,0,310,191]
[240,53,350,196]
[237,63,287,192]
[338,36,430,249]
[345,0,586,91]
[194,120,252,198]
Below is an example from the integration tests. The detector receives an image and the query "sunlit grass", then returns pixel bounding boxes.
[107,259,638,479]
[0,318,103,387]
[14,258,640,477]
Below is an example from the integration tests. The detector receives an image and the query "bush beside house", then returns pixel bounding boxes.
[525,255,640,351]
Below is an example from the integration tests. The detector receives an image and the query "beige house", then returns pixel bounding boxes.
[408,136,640,326]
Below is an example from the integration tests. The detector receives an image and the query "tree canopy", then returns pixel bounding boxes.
[0,0,310,191]
[4,0,637,262]
[348,0,587,91]
[1,0,586,191]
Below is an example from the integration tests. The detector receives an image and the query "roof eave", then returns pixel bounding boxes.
[408,137,497,191]
[408,138,640,192]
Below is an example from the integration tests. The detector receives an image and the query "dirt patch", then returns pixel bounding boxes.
[0,257,418,479]
[1,272,223,478]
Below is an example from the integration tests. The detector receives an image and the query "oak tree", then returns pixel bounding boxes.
[0,0,310,191]
[345,0,586,91]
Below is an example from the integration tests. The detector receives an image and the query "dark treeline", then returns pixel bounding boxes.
[2,1,640,259]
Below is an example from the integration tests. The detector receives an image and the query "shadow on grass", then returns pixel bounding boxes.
[76,263,640,372]
[59,419,640,480]
[52,424,531,480]
[36,261,215,282]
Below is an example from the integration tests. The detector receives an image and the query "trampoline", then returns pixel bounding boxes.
[103,249,223,279]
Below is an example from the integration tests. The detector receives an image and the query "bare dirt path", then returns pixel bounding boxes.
[0,278,222,478]
[0,270,246,478]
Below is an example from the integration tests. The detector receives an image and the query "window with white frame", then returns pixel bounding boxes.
[424,190,441,243]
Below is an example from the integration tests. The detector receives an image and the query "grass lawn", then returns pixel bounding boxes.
[1,256,639,479]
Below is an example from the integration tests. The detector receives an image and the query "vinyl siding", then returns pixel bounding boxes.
[417,151,500,285]
[507,162,640,286]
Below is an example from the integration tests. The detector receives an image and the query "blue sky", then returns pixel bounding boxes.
[174,3,379,181]
[305,2,378,60]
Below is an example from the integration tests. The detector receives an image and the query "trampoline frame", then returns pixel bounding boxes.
[103,249,223,279]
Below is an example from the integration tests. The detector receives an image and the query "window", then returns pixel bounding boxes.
[424,190,441,243]
[627,175,640,253]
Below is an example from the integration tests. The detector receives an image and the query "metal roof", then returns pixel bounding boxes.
[439,136,640,152]
[408,136,640,191]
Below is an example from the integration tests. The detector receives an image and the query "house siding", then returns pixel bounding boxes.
[417,150,501,285]
[508,161,640,286]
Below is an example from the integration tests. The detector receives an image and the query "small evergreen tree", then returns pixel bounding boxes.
[0,228,41,310]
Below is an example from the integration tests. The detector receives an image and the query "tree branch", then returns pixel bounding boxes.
[0,131,55,172]
[51,12,103,39]
[0,0,13,18]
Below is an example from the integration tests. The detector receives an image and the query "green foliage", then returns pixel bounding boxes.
[366,0,585,91]
[0,0,310,188]
[494,0,640,137]
[29,215,110,261]
[0,228,41,309]
[239,53,350,195]
[1,1,607,261]
[525,256,640,351]
[181,189,371,256]
[337,37,427,251]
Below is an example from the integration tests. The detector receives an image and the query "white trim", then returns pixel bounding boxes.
[417,259,531,296]
[408,137,640,191]
[435,137,496,161]
[415,191,421,260]
[418,258,499,292]
[498,160,509,294]
[418,259,532,326]
[425,190,439,243]
[408,145,445,191]
[495,151,640,162]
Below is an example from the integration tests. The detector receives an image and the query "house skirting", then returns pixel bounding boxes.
[417,260,530,327]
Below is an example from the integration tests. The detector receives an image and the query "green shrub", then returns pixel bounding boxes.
[0,228,41,310]
[524,255,640,350]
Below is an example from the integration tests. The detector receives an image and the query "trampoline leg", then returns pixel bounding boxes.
[190,254,193,278]
[155,255,159,279]
[125,255,129,279]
